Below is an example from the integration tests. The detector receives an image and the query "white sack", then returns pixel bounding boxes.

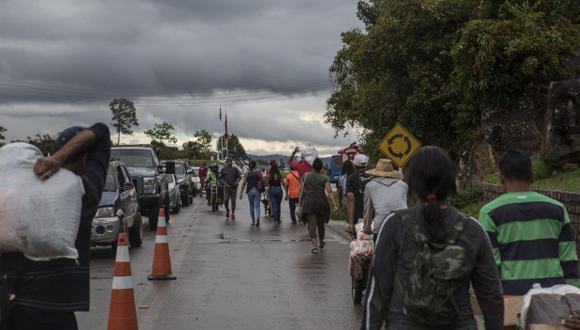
[301,147,318,166]
[520,284,580,328]
[0,143,84,261]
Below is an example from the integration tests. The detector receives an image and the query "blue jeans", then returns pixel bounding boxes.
[269,186,283,221]
[247,188,261,221]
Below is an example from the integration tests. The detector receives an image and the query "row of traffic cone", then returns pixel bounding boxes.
[107,208,176,330]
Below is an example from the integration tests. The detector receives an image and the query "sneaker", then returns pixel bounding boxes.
[231,214,236,221]
[319,241,325,249]
[225,211,230,220]
[251,220,256,226]
[311,248,320,254]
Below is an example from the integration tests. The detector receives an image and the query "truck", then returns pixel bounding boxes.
[326,142,364,191]
[110,145,174,231]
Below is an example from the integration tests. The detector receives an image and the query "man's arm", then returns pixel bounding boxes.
[478,208,501,268]
[471,223,504,330]
[363,185,374,235]
[361,214,398,330]
[559,208,580,287]
[346,175,356,230]
[34,123,110,183]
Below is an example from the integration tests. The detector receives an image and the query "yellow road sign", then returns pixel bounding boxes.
[378,123,422,168]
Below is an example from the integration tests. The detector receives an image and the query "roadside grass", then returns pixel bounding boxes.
[329,192,347,221]
[485,168,580,193]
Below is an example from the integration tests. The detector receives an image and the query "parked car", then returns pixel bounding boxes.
[91,161,143,251]
[166,173,181,214]
[167,160,195,206]
[110,145,174,230]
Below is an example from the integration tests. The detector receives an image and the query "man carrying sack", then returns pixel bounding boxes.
[0,123,111,330]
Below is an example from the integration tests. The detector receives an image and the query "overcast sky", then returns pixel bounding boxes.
[0,0,360,155]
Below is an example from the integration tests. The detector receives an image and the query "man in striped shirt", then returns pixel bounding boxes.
[480,150,580,295]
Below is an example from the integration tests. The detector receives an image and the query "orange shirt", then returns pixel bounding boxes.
[284,170,301,199]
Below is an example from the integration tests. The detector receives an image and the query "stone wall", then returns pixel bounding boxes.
[482,182,580,253]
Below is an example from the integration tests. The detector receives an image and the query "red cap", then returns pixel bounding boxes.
[269,159,277,165]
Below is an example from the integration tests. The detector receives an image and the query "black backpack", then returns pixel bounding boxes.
[394,209,469,327]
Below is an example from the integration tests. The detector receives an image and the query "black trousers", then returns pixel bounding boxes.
[8,305,78,330]
[288,198,299,223]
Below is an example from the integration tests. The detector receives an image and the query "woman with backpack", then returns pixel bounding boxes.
[239,160,266,226]
[299,158,338,254]
[268,163,283,223]
[362,146,503,330]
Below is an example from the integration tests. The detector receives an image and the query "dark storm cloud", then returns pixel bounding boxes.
[0,0,356,103]
[0,0,359,153]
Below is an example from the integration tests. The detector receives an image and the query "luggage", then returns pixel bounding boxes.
[349,224,373,281]
[0,143,84,260]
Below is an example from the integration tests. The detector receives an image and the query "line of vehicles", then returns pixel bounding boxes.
[91,144,202,252]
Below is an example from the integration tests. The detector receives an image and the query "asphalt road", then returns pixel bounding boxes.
[77,193,363,330]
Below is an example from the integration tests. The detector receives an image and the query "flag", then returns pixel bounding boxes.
[224,114,228,139]
[219,107,222,121]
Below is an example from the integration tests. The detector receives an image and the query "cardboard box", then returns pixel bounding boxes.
[471,294,523,327]
[528,325,567,330]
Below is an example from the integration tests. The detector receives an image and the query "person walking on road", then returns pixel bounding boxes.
[284,168,301,224]
[221,156,241,220]
[239,160,266,226]
[299,158,338,254]
[362,146,503,330]
[1,123,111,330]
[268,163,283,223]
[288,147,313,178]
[362,159,408,240]
[346,154,370,235]
[339,160,354,209]
[479,150,580,295]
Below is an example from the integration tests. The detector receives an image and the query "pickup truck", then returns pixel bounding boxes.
[110,145,174,230]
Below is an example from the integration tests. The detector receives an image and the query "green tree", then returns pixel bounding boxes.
[0,126,6,147]
[109,98,139,145]
[327,0,580,158]
[27,134,58,155]
[217,134,247,160]
[144,121,178,144]
[182,129,213,160]
[151,141,182,160]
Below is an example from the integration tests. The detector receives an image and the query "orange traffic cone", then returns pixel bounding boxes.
[108,233,138,330]
[148,208,177,280]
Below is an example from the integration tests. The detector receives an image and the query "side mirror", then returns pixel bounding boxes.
[158,162,176,175]
[121,182,134,191]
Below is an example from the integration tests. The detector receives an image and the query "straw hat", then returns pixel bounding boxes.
[365,159,404,179]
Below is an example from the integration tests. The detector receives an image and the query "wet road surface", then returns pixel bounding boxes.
[77,194,363,329]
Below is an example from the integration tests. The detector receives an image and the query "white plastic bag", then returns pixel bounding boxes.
[301,147,318,166]
[520,284,580,328]
[0,143,84,261]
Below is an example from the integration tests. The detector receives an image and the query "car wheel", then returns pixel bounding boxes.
[128,214,143,248]
[148,208,159,231]
[175,199,181,214]
[111,238,118,255]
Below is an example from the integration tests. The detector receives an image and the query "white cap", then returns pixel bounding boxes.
[353,154,369,168]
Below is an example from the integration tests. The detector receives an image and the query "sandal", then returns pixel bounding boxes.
[319,241,325,249]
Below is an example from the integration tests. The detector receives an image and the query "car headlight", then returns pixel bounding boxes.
[143,176,158,194]
[95,206,115,218]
